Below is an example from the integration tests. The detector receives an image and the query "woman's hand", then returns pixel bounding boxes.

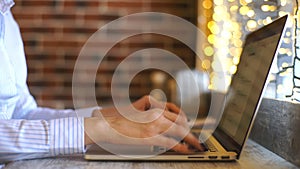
[93,95,187,122]
[86,95,204,153]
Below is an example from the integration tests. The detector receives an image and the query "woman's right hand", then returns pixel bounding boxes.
[84,108,204,154]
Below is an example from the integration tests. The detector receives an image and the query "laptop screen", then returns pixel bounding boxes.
[213,15,288,157]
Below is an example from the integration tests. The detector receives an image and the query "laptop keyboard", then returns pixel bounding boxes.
[187,140,218,152]
[177,134,218,153]
[189,132,218,152]
[201,141,218,152]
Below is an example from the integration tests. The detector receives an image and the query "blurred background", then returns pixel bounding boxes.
[12,0,298,109]
[12,0,198,109]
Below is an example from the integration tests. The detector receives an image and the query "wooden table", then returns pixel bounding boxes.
[4,140,299,169]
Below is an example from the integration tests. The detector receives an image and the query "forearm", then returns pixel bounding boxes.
[12,88,98,121]
[20,107,77,120]
[14,104,99,121]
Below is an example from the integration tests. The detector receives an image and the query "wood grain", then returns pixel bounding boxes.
[4,140,298,169]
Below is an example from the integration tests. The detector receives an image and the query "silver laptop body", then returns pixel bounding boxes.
[85,15,288,161]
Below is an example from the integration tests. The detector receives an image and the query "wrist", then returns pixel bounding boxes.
[84,117,110,146]
[84,118,95,145]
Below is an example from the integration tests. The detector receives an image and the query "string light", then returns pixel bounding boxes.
[286,0,300,102]
[200,0,297,101]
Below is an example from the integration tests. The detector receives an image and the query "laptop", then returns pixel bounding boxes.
[84,15,288,161]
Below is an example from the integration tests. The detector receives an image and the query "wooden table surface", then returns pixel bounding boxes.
[4,140,299,169]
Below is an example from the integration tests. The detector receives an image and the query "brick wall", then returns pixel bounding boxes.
[12,0,197,109]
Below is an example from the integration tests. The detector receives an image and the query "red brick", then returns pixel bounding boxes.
[12,0,197,108]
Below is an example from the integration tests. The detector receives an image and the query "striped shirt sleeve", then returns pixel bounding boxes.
[49,117,85,156]
[0,117,85,163]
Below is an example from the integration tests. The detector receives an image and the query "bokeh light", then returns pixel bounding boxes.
[199,0,295,92]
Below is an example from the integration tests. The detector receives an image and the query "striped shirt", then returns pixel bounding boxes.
[0,0,97,165]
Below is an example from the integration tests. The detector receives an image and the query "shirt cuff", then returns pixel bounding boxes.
[49,117,85,156]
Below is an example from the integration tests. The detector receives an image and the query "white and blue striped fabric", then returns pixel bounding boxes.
[0,117,85,162]
[0,0,14,15]
[0,0,96,165]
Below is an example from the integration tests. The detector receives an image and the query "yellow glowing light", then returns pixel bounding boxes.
[226,75,232,86]
[282,62,289,68]
[204,46,214,56]
[217,58,231,71]
[223,13,231,21]
[232,22,240,30]
[214,6,227,15]
[239,6,250,15]
[286,31,291,37]
[215,39,229,48]
[208,21,216,29]
[230,47,242,57]
[247,20,257,29]
[261,5,269,12]
[233,56,240,65]
[210,25,220,34]
[283,38,291,44]
[213,55,223,63]
[211,61,224,72]
[208,34,216,44]
[229,65,237,74]
[278,48,286,54]
[263,17,272,25]
[239,0,248,6]
[214,0,224,6]
[269,5,277,12]
[204,0,294,92]
[230,5,239,13]
[203,0,213,9]
[232,31,242,39]
[247,10,255,17]
[212,13,222,22]
[223,21,231,30]
[266,16,272,22]
[233,39,243,47]
[279,11,288,17]
[209,72,216,79]
[202,59,211,70]
[221,31,232,39]
[279,71,289,77]
[221,58,232,67]
[257,19,263,25]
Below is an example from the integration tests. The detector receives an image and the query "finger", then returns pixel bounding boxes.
[173,130,204,151]
[156,117,204,151]
[182,132,205,151]
[163,110,189,129]
[131,95,152,111]
[188,118,216,128]
[165,102,188,121]
[165,102,181,114]
[145,96,188,122]
[148,96,167,110]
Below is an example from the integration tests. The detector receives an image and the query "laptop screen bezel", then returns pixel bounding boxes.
[212,15,288,159]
